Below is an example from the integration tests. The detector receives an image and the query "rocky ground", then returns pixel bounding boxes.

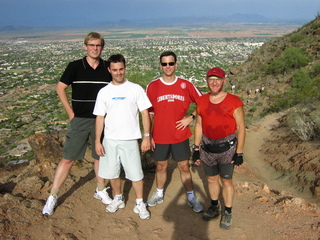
[0,112,319,240]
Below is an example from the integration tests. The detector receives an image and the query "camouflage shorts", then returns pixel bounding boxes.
[200,133,237,167]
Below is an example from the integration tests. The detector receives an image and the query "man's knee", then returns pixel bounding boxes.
[60,158,75,167]
[221,178,233,188]
[177,160,190,173]
[156,161,168,172]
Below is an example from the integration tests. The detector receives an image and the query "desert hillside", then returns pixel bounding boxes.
[0,111,319,240]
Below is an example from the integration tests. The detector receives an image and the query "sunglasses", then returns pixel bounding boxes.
[161,62,175,66]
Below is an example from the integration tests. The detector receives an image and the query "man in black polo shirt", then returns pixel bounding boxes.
[43,32,112,215]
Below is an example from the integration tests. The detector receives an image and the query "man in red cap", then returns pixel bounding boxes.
[193,67,246,229]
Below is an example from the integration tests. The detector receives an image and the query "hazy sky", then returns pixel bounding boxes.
[0,0,319,26]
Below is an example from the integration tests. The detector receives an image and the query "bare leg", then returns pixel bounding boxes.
[177,160,193,191]
[132,180,144,199]
[52,158,74,189]
[155,160,168,189]
[94,159,105,184]
[207,175,221,200]
[109,178,122,196]
[220,178,234,207]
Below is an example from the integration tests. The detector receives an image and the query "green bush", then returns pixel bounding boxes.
[310,62,320,78]
[267,47,311,75]
[290,33,305,43]
[291,68,311,88]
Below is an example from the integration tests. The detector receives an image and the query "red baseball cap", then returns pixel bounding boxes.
[206,67,225,79]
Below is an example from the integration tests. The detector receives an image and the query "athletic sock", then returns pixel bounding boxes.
[97,183,105,191]
[136,198,143,205]
[156,188,164,197]
[211,199,219,206]
[50,188,59,197]
[187,190,195,201]
[225,206,232,214]
[115,194,124,201]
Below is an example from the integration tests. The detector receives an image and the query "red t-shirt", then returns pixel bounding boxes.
[196,93,244,139]
[146,77,202,144]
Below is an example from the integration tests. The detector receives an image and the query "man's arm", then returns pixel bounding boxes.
[233,106,246,154]
[95,115,105,157]
[232,105,246,167]
[140,109,151,152]
[148,112,156,151]
[193,112,203,166]
[56,82,74,120]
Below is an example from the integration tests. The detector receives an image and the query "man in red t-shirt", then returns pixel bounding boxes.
[146,51,203,213]
[193,67,246,229]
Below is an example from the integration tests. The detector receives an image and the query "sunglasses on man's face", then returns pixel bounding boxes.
[161,62,175,66]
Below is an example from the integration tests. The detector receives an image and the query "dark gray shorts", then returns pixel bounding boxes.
[63,117,99,160]
[202,162,234,179]
[153,139,191,162]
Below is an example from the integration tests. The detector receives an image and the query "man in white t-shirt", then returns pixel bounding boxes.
[93,54,152,220]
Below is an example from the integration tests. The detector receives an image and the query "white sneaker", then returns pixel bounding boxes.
[133,202,150,220]
[42,194,58,215]
[94,187,112,204]
[106,197,125,213]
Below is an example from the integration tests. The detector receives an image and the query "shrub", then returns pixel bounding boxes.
[310,62,320,78]
[287,108,315,141]
[290,33,305,43]
[291,68,311,88]
[267,47,311,75]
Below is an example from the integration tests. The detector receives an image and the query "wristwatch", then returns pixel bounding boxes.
[144,133,150,137]
[190,113,195,119]
[192,144,199,149]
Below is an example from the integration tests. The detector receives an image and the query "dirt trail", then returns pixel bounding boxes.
[1,112,319,240]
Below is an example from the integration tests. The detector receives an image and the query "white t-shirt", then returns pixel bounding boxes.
[93,80,152,140]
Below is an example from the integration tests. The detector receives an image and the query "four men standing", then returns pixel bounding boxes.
[42,33,245,229]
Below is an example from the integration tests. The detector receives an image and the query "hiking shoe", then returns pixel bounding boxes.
[106,197,125,213]
[147,192,164,207]
[42,194,58,215]
[94,187,112,205]
[203,204,220,221]
[188,196,204,213]
[220,210,232,229]
[133,202,150,220]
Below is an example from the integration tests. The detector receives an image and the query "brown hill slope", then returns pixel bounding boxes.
[0,112,319,239]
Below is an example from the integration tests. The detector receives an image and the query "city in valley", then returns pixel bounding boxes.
[0,24,300,164]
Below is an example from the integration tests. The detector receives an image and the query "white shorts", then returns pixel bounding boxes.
[98,138,144,182]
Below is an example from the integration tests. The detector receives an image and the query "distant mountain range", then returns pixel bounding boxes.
[0,13,309,31]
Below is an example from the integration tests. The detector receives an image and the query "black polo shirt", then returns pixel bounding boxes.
[60,57,111,118]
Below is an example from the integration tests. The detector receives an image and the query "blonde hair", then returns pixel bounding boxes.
[84,32,105,47]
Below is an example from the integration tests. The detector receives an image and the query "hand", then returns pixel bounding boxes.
[68,112,75,121]
[192,150,200,162]
[141,137,151,153]
[175,116,193,130]
[232,153,243,166]
[95,142,105,157]
[151,138,156,151]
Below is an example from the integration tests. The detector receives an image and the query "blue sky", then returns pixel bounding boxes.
[0,0,319,26]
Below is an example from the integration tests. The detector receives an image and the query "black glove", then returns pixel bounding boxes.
[192,150,200,162]
[232,153,243,166]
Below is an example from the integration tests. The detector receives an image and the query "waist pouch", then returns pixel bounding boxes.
[201,138,236,154]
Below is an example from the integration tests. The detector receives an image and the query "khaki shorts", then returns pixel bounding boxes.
[63,117,99,160]
[98,139,144,182]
